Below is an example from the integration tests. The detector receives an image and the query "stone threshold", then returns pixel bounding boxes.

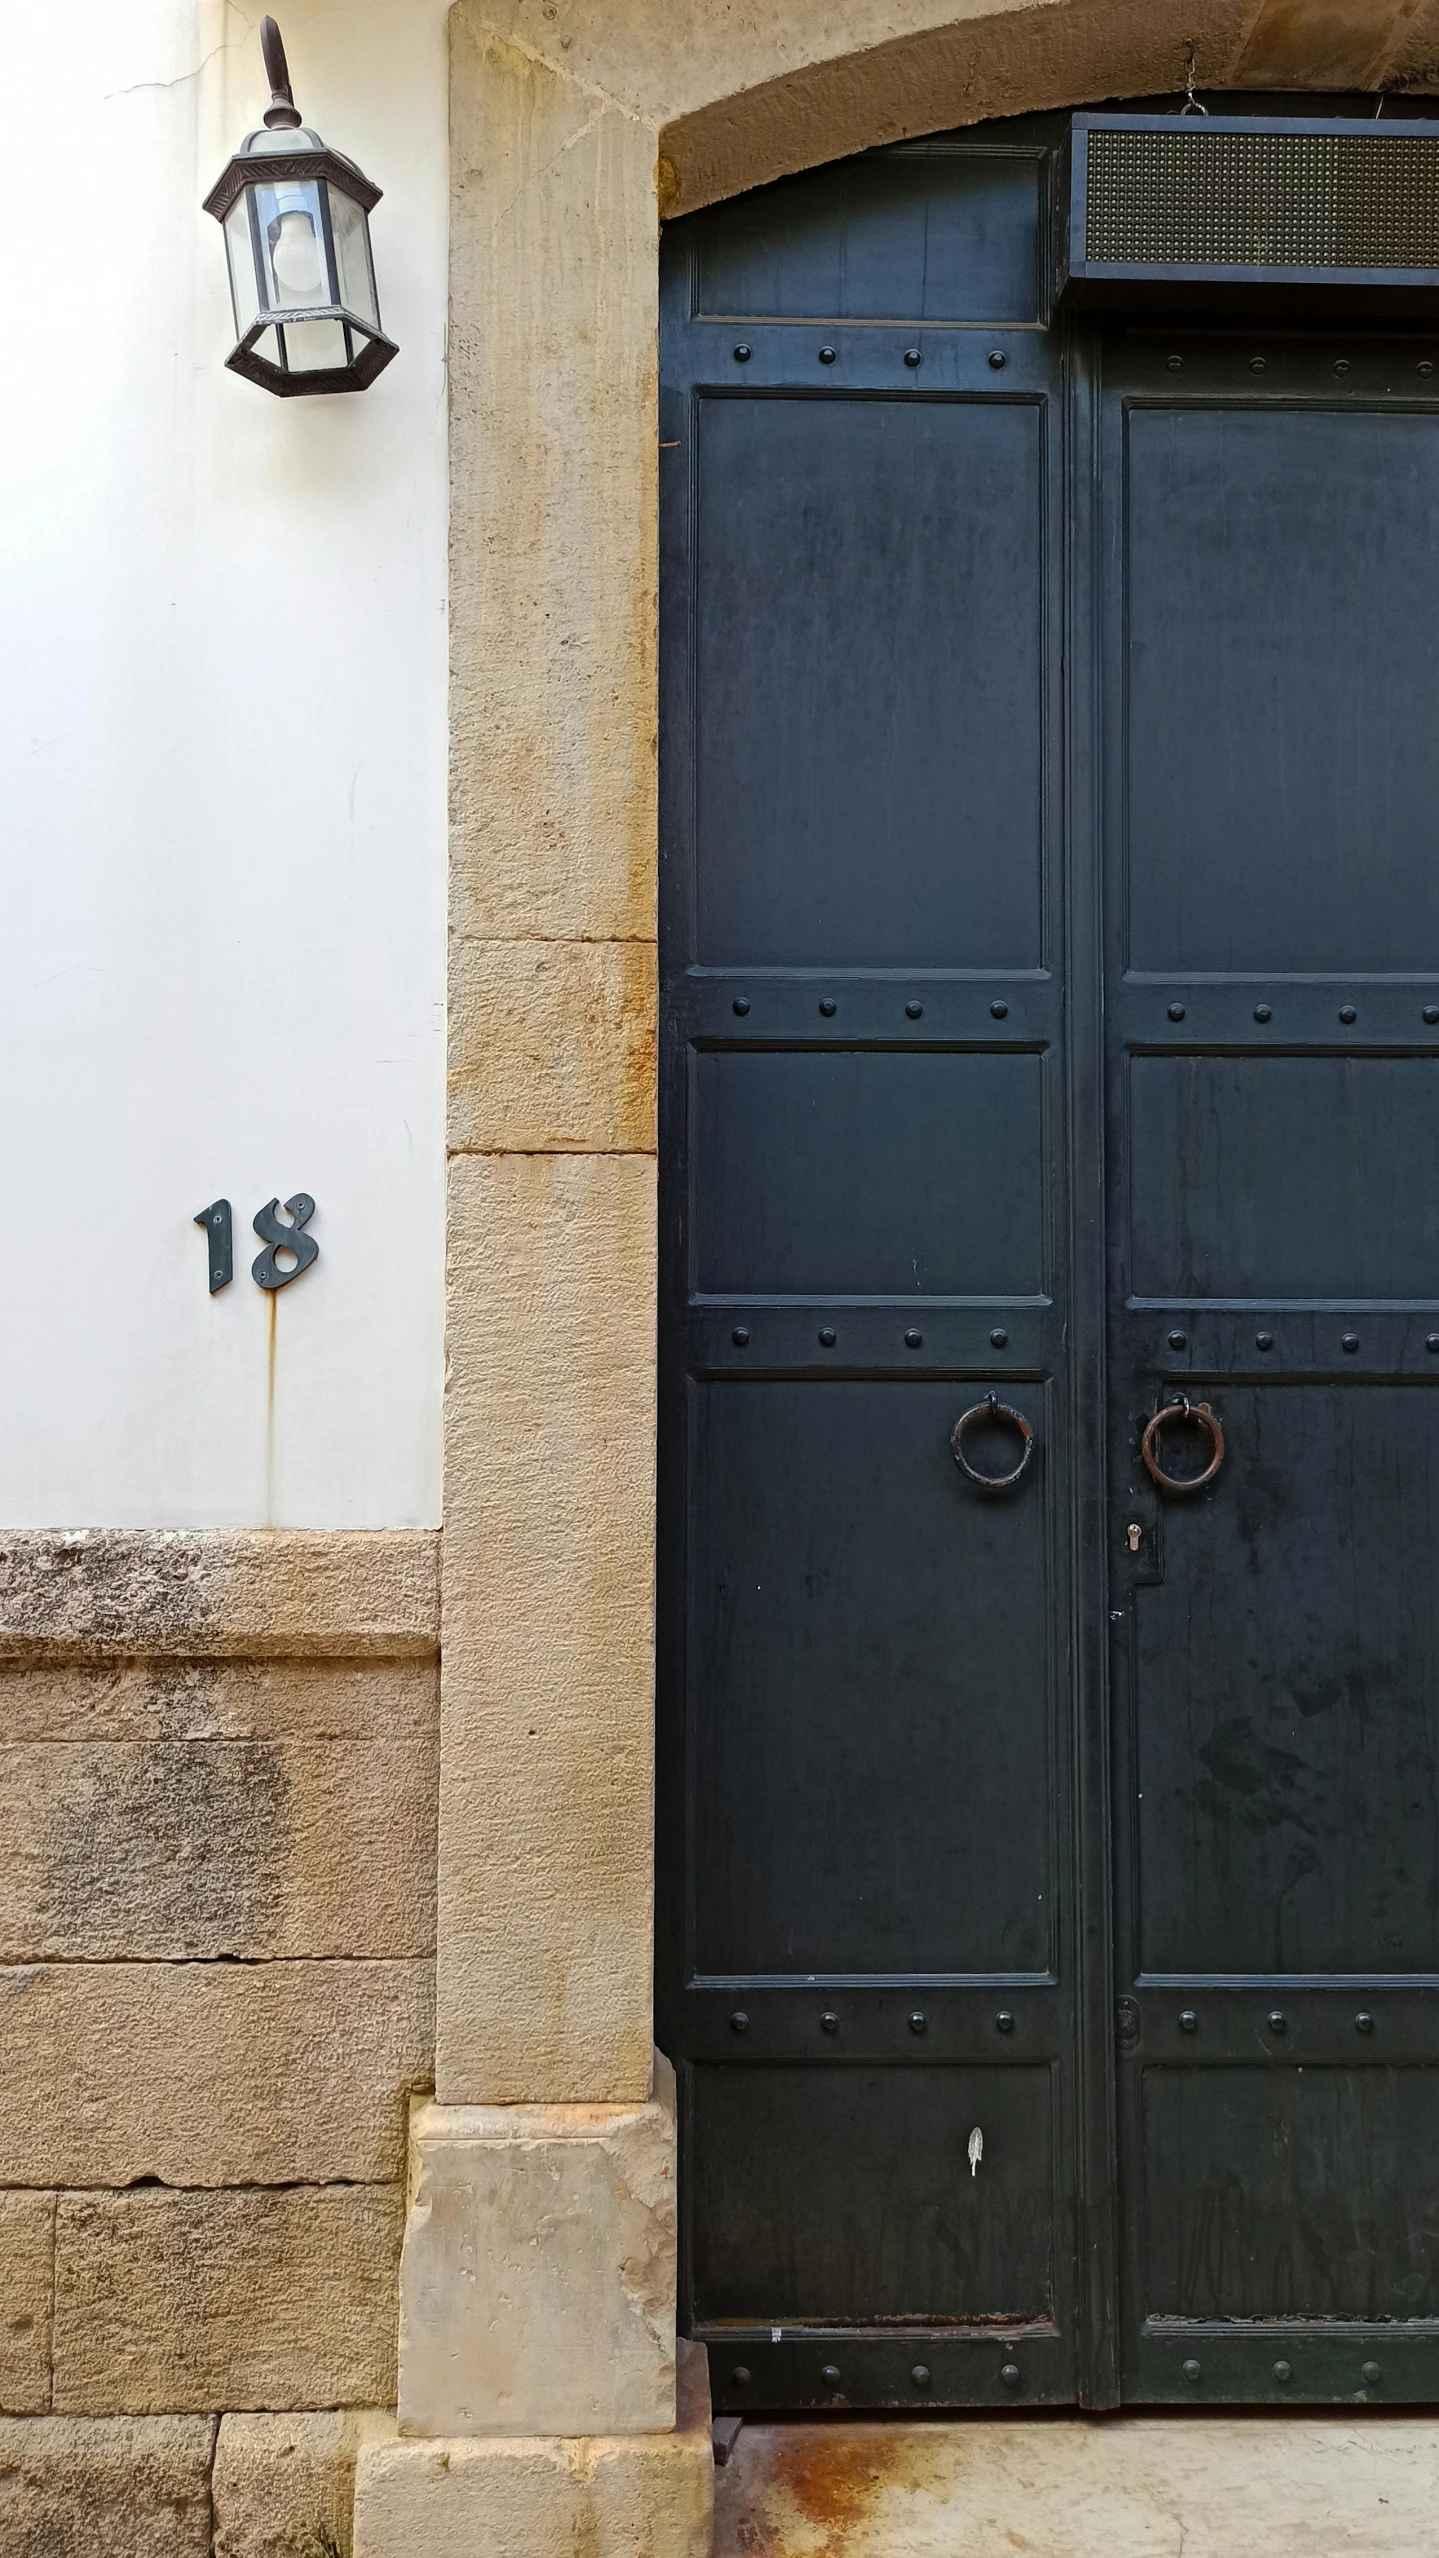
[714,2411,1439,2555]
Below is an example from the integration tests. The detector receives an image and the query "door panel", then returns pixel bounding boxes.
[694,1050,1046,1299]
[690,1379,1053,1977]
[693,393,1047,967]
[1124,403,1439,974]
[694,149,1045,323]
[1142,2065,1439,2320]
[690,2063,1056,2323]
[1135,1385,1439,1976]
[1128,1055,1439,1302]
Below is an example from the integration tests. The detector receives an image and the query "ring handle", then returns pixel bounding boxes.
[1141,1398,1225,1494]
[950,1394,1036,1492]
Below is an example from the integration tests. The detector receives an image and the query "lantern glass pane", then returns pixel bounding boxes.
[329,184,380,329]
[278,317,351,373]
[224,195,263,337]
[253,178,332,312]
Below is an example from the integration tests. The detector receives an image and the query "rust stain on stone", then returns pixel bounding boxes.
[762,2423,945,2552]
[265,1289,278,1527]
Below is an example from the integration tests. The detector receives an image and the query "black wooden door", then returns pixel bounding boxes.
[658,105,1439,2413]
[1103,331,1439,2403]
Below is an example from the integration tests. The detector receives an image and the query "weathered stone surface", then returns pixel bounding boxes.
[1234,0,1421,87]
[1,1962,433,2188]
[0,1738,436,1960]
[449,18,659,948]
[0,1531,438,1664]
[0,2415,215,2556]
[356,2337,711,2558]
[440,1153,655,2105]
[0,1658,437,1743]
[1387,0,1439,86]
[398,2060,676,2437]
[715,2414,1439,2556]
[0,2193,53,2415]
[449,937,657,1154]
[53,2185,402,2415]
[213,2410,392,2558]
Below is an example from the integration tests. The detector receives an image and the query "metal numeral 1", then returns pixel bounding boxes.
[194,1199,234,1293]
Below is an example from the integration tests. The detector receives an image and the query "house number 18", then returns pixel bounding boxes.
[194,1196,319,1295]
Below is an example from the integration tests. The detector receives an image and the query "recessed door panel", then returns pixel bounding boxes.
[690,2062,1056,2324]
[695,1049,1045,1298]
[1142,2066,1439,2321]
[1136,1385,1439,1977]
[693,149,1044,323]
[694,394,1047,968]
[1129,1055,1439,1302]
[690,1379,1053,1978]
[1125,406,1439,975]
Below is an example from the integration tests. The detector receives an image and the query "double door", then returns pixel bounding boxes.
[657,114,1439,2408]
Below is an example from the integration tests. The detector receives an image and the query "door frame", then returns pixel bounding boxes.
[436,0,1426,2429]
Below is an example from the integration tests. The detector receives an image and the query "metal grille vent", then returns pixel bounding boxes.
[1086,126,1439,272]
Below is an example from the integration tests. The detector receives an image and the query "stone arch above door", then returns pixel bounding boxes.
[438,0,1439,2123]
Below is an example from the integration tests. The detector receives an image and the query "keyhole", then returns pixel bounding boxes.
[1126,1522,1142,1553]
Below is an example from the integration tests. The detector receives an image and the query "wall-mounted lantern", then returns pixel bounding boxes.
[203,18,396,396]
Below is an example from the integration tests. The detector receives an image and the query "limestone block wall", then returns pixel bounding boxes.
[0,1533,437,2544]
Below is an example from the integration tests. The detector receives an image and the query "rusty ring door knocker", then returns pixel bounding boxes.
[1141,1397,1226,1494]
[950,1393,1036,1493]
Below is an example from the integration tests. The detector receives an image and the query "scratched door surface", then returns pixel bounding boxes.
[659,103,1439,2414]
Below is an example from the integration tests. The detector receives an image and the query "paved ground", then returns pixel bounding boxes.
[712,2412,1439,2554]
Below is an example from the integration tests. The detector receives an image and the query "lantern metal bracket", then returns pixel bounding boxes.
[260,17,302,131]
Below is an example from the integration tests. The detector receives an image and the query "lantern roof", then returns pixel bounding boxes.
[202,133,381,224]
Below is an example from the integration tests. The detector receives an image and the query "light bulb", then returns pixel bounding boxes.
[270,208,322,302]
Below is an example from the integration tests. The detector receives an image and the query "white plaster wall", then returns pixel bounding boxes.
[0,0,449,1527]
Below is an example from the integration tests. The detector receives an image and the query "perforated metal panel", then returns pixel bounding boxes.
[1087,127,1439,271]
[1059,113,1439,313]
